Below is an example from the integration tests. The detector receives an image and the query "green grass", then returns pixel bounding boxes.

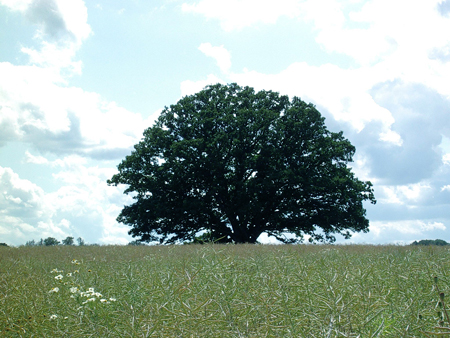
[1,244,450,337]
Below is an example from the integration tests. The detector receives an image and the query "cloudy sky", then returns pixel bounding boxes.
[1,0,449,246]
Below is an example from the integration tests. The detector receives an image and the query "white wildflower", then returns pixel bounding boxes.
[49,287,59,293]
[55,274,63,280]
[50,314,57,320]
[82,297,96,304]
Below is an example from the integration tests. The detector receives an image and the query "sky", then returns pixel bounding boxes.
[0,0,449,246]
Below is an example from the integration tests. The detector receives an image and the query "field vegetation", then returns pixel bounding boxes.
[1,244,450,337]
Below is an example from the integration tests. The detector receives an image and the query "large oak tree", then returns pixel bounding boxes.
[108,83,376,244]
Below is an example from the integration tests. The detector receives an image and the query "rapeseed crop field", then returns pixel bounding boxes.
[1,244,450,337]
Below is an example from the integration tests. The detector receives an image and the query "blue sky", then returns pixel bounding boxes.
[1,0,450,246]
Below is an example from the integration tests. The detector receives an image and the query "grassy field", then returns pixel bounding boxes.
[1,244,450,337]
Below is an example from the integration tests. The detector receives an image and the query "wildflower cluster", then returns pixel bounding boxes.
[48,263,78,294]
[73,287,117,305]
[46,258,117,321]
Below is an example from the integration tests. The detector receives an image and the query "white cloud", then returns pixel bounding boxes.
[0,166,55,244]
[184,0,450,99]
[299,0,396,65]
[24,150,49,164]
[0,167,47,215]
[182,0,301,31]
[0,1,136,160]
[370,220,446,236]
[349,154,376,183]
[26,0,91,43]
[57,0,91,41]
[0,0,32,11]
[304,0,450,97]
[198,43,232,73]
[45,160,134,244]
[50,154,87,169]
[229,62,395,132]
[379,183,432,206]
[444,154,450,165]
[181,0,397,64]
[379,130,403,146]
[180,74,225,98]
[1,0,91,74]
[0,62,146,159]
[0,161,133,246]
[21,42,83,75]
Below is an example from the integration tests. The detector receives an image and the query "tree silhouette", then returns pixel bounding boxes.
[109,83,376,244]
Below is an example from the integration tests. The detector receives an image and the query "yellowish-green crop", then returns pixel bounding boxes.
[1,244,450,336]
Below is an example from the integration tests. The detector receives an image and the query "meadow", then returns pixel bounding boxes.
[1,244,450,337]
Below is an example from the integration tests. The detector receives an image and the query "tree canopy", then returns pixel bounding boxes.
[62,236,75,245]
[108,83,376,244]
[43,237,60,246]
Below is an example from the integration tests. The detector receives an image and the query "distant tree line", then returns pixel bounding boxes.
[21,237,145,246]
[127,240,146,246]
[410,239,449,246]
[25,236,85,246]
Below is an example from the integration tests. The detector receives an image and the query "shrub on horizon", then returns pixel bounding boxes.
[411,239,449,246]
[44,237,60,246]
[62,236,75,245]
[127,240,145,246]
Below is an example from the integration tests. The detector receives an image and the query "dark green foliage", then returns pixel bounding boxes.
[411,239,449,246]
[0,243,8,247]
[43,237,60,246]
[77,237,85,246]
[127,240,145,246]
[62,236,74,245]
[108,83,376,244]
